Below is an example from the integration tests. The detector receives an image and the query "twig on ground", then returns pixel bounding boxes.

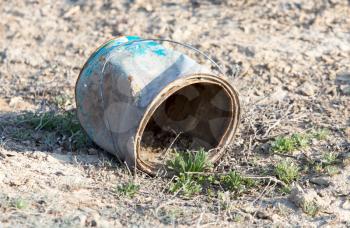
[263,104,293,138]
[163,131,182,156]
[272,152,300,159]
[244,175,288,188]
[195,211,205,227]
[251,178,272,205]
[124,161,133,176]
[161,175,176,194]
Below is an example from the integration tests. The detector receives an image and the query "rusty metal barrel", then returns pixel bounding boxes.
[75,36,240,175]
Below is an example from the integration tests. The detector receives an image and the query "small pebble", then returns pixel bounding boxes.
[310,177,331,187]
[297,82,316,96]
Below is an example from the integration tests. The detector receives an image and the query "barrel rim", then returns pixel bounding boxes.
[135,73,241,176]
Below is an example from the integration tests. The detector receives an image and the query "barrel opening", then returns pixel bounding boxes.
[139,82,233,169]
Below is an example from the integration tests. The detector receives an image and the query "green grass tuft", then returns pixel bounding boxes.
[322,152,337,166]
[275,159,299,184]
[312,128,329,140]
[169,174,202,197]
[26,111,80,133]
[12,111,91,150]
[12,198,28,210]
[271,136,296,153]
[302,201,319,217]
[312,152,340,175]
[220,171,256,194]
[167,148,212,197]
[115,182,140,198]
[9,129,32,141]
[325,165,339,176]
[271,133,310,153]
[291,133,309,148]
[166,149,260,198]
[271,129,329,154]
[279,186,292,194]
[167,148,212,175]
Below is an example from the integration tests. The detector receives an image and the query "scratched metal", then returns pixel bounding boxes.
[75,36,240,172]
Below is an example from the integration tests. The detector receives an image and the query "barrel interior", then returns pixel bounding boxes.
[139,82,234,171]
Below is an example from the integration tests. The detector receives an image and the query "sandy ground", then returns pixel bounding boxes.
[0,0,350,227]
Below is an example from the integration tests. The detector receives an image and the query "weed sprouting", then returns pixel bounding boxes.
[8,111,91,150]
[271,136,296,153]
[169,174,202,197]
[302,201,319,217]
[271,133,309,153]
[322,152,337,166]
[313,163,323,174]
[274,159,299,184]
[232,214,243,222]
[311,152,340,175]
[9,129,32,141]
[167,148,211,197]
[116,182,140,198]
[220,171,256,194]
[292,133,309,148]
[167,148,212,175]
[312,128,329,140]
[220,171,244,192]
[26,111,80,133]
[166,149,257,198]
[279,186,292,194]
[325,165,339,176]
[270,129,329,154]
[12,198,28,210]
[217,191,231,210]
[43,133,57,149]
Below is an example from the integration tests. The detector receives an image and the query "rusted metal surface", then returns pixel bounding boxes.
[75,36,240,174]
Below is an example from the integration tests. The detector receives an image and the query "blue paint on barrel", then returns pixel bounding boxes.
[82,36,169,78]
[76,36,209,160]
